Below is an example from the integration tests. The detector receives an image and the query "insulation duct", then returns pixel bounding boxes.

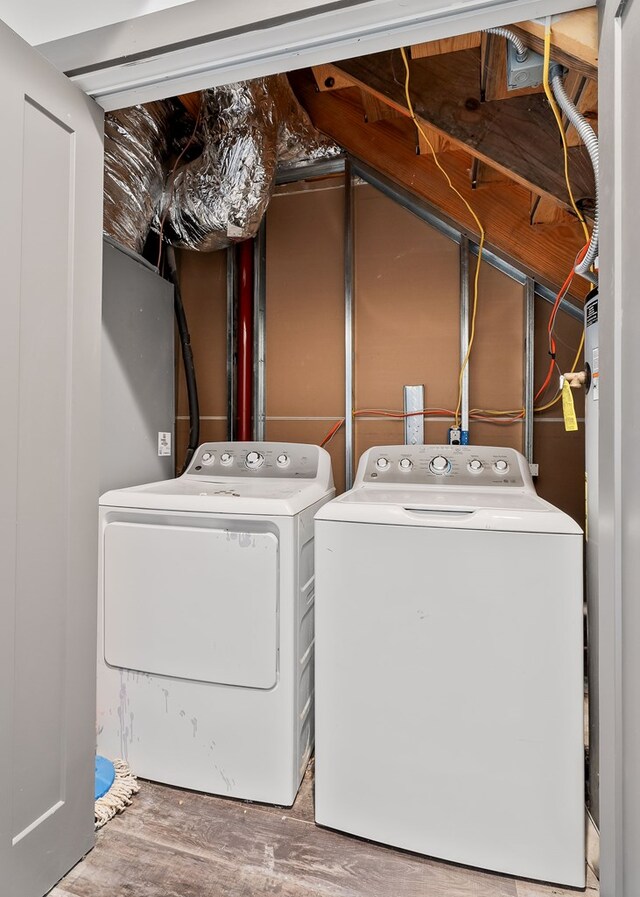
[103,75,338,254]
[103,101,175,254]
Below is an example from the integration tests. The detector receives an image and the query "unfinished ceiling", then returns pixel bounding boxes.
[287,8,597,299]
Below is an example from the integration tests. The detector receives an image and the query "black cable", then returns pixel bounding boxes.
[165,245,200,474]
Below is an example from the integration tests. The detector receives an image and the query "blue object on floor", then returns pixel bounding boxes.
[95,755,116,801]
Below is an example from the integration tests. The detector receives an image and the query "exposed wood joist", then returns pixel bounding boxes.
[410,32,481,59]
[512,8,598,80]
[361,91,402,124]
[530,194,573,226]
[312,64,353,92]
[561,72,598,146]
[177,92,202,118]
[289,71,589,300]
[329,49,594,211]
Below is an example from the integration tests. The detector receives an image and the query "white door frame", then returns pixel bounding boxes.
[37,0,594,110]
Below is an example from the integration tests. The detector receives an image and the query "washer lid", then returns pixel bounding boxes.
[315,444,582,535]
[315,489,581,534]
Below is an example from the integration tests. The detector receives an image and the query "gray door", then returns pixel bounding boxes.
[0,17,104,897]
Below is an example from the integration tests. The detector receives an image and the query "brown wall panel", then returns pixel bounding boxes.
[534,423,585,526]
[175,178,586,524]
[354,184,460,416]
[265,186,345,418]
[176,418,227,471]
[175,247,228,473]
[534,294,585,419]
[468,260,524,432]
[266,419,346,495]
[176,248,228,419]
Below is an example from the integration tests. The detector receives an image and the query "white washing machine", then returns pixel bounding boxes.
[97,442,334,806]
[314,444,584,887]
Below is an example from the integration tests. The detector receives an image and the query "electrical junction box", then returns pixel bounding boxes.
[507,43,545,91]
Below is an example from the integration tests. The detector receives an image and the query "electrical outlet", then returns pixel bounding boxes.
[448,427,462,446]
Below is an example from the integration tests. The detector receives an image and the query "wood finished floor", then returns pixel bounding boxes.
[50,762,599,897]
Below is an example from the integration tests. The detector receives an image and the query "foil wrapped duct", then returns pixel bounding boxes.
[270,73,340,165]
[156,79,278,252]
[103,101,174,254]
[156,75,339,252]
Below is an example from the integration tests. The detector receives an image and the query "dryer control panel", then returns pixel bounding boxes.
[186,442,322,479]
[357,445,533,489]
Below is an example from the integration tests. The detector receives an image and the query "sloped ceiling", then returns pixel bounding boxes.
[290,8,598,299]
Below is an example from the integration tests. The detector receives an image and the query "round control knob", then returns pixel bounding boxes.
[375,457,390,471]
[429,455,450,475]
[493,459,509,474]
[245,450,265,470]
[468,459,483,473]
[201,451,215,466]
[399,458,413,471]
[220,452,233,465]
[276,453,290,468]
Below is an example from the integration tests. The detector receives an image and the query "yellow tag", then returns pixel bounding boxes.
[562,379,578,431]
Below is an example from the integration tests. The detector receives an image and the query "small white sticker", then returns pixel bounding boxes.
[592,347,599,402]
[227,222,244,238]
[158,432,172,456]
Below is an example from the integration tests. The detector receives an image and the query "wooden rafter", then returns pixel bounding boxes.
[328,49,594,210]
[512,8,598,80]
[290,71,589,299]
[410,32,481,59]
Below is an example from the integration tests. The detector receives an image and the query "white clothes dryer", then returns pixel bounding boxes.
[314,444,584,887]
[97,442,334,806]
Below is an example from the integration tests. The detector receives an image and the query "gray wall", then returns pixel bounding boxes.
[101,239,175,494]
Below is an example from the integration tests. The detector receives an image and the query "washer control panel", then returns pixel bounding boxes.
[186,442,320,479]
[359,445,528,488]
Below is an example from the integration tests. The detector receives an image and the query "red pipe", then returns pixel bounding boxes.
[236,239,254,441]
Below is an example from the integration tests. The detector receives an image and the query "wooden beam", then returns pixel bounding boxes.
[470,158,512,189]
[177,92,202,119]
[332,49,595,210]
[410,32,481,59]
[417,123,451,155]
[290,72,589,299]
[530,194,573,226]
[512,9,598,80]
[361,91,403,124]
[312,64,353,92]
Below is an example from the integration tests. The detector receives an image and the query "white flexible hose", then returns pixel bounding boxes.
[550,64,599,275]
[484,27,528,61]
